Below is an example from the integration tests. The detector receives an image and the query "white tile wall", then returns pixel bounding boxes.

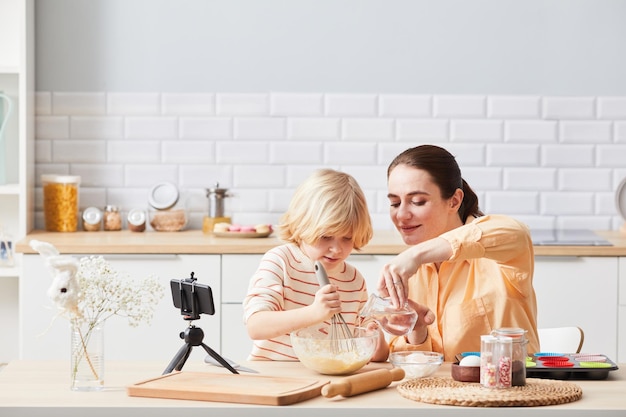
[34,92,626,231]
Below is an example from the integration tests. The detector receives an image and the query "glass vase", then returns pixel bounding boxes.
[70,321,104,391]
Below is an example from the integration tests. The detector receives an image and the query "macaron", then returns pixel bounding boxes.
[254,224,271,234]
[213,222,231,233]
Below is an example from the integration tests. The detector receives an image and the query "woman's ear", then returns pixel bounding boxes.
[450,188,464,211]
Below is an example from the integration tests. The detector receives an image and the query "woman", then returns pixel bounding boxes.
[379,145,539,361]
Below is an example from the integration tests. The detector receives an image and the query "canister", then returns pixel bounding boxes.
[480,335,513,389]
[203,182,232,234]
[148,182,187,232]
[492,327,528,386]
[82,207,102,231]
[103,205,122,231]
[127,208,146,232]
[42,174,81,232]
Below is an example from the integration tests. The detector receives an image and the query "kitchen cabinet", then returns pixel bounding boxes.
[20,254,222,365]
[0,0,34,363]
[533,256,618,360]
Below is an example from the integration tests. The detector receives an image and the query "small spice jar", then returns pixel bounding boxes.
[127,209,146,232]
[82,207,102,231]
[103,205,122,231]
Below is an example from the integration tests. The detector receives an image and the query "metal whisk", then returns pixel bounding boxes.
[314,261,355,353]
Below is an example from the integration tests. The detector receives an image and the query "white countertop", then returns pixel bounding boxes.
[0,360,624,416]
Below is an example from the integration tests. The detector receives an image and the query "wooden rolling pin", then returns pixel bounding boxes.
[321,367,405,398]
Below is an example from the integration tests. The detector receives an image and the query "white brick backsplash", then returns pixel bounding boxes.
[504,168,557,191]
[72,163,125,187]
[462,167,502,190]
[107,140,161,163]
[325,94,377,117]
[598,97,626,119]
[288,118,340,140]
[615,122,626,142]
[71,116,124,139]
[125,117,178,140]
[397,119,448,142]
[560,121,612,143]
[597,145,626,167]
[179,164,233,189]
[35,140,51,163]
[324,142,377,165]
[36,116,69,139]
[216,93,269,116]
[379,95,431,117]
[269,142,322,164]
[234,165,286,187]
[486,145,539,166]
[51,140,106,163]
[542,97,595,119]
[342,118,394,141]
[484,192,538,214]
[558,168,613,191]
[487,96,541,119]
[451,120,502,142]
[505,121,558,142]
[216,141,269,163]
[541,192,594,215]
[162,93,215,115]
[107,93,160,115]
[542,145,595,167]
[123,164,178,187]
[32,91,626,231]
[270,93,324,116]
[162,141,215,164]
[434,96,485,118]
[180,117,232,140]
[35,92,51,115]
[105,188,151,213]
[53,92,106,115]
[234,117,285,140]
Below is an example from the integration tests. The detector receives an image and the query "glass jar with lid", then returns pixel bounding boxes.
[42,174,81,232]
[103,205,122,231]
[82,207,102,231]
[491,327,528,386]
[148,182,187,232]
[127,208,146,232]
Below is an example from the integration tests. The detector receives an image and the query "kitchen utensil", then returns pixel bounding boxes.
[321,367,405,398]
[359,293,418,336]
[204,355,259,373]
[127,371,328,406]
[389,351,444,379]
[290,325,377,375]
[313,261,354,353]
[203,182,232,234]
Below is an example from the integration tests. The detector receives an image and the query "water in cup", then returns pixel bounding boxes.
[360,294,418,336]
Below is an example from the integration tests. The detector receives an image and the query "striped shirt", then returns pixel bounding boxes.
[243,243,369,360]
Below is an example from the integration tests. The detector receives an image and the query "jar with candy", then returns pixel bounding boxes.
[491,327,528,386]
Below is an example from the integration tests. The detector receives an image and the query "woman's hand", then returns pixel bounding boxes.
[378,249,421,308]
[405,299,436,345]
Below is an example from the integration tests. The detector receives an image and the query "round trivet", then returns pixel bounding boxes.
[397,377,582,407]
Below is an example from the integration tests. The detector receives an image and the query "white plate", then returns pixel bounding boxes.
[616,177,626,221]
[213,231,272,238]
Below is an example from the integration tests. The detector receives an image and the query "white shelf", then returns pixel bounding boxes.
[0,266,18,278]
[0,183,19,195]
[0,66,19,74]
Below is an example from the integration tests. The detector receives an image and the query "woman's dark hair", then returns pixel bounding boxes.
[387,145,484,222]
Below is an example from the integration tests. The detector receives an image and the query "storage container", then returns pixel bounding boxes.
[42,174,81,232]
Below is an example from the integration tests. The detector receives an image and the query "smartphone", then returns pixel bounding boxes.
[170,278,215,316]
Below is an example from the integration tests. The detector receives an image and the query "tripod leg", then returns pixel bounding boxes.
[163,344,192,374]
[201,343,239,374]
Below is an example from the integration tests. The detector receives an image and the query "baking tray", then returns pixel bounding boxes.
[455,352,619,380]
[527,353,619,380]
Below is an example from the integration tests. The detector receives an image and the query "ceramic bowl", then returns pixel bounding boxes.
[389,351,444,379]
[451,363,481,382]
[290,326,377,375]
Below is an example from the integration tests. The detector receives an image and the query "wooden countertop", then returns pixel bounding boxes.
[15,229,626,256]
[0,360,624,416]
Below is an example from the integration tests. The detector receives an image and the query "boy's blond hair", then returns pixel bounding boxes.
[278,169,373,250]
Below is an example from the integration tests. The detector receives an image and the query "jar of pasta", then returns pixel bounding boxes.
[42,174,81,232]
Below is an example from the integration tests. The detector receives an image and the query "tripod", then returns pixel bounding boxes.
[163,323,238,374]
[163,274,238,375]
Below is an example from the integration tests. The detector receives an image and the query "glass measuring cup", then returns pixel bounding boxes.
[359,294,418,336]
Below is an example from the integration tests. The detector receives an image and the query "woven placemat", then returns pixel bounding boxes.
[397,377,582,407]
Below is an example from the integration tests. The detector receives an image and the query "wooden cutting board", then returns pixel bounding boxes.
[127,371,329,406]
